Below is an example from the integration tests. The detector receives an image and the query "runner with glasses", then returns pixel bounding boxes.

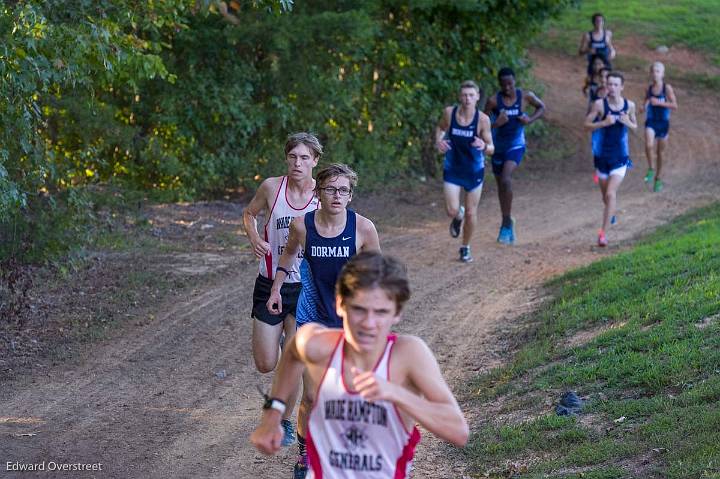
[267,163,380,479]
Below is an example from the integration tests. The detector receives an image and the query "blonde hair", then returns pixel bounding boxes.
[650,61,665,74]
[459,80,481,94]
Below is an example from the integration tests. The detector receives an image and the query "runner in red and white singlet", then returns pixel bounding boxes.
[305,334,420,478]
[258,174,318,283]
[251,253,468,479]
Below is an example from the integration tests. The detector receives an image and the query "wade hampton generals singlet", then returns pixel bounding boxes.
[259,176,318,283]
[306,335,421,479]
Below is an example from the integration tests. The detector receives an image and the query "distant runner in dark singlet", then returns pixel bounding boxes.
[642,61,678,193]
[578,13,616,76]
[484,68,545,245]
[434,80,494,262]
[585,72,638,247]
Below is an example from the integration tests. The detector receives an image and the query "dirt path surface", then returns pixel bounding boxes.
[2,45,719,478]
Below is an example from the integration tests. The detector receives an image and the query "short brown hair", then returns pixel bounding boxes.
[607,71,625,84]
[336,252,411,312]
[315,163,358,192]
[284,132,323,159]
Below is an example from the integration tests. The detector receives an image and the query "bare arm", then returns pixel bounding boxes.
[266,217,306,314]
[619,101,638,130]
[357,216,381,253]
[435,107,453,153]
[250,325,337,454]
[660,84,678,110]
[242,179,278,259]
[351,336,469,446]
[521,91,545,124]
[584,99,611,130]
[578,31,590,55]
[473,113,494,156]
[606,30,616,60]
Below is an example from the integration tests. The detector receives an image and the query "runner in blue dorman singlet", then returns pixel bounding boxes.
[443,105,484,192]
[303,209,357,328]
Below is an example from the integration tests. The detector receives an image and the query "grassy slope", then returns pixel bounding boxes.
[546,0,720,66]
[465,203,720,478]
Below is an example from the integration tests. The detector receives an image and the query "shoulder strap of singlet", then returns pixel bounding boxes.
[304,210,316,246]
[622,98,629,112]
[517,89,523,108]
[449,105,458,129]
[602,97,610,118]
[343,209,357,236]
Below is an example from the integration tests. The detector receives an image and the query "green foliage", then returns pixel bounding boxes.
[1,0,571,261]
[467,203,720,478]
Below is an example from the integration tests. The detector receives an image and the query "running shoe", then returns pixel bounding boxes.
[592,172,599,184]
[497,223,514,245]
[293,455,308,479]
[597,230,608,247]
[610,215,617,226]
[644,168,654,184]
[459,246,473,263]
[281,419,296,447]
[653,179,664,193]
[449,206,465,238]
[508,217,516,244]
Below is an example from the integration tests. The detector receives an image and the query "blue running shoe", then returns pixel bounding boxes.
[293,455,308,479]
[497,224,513,245]
[610,215,617,226]
[508,217,516,244]
[281,419,296,447]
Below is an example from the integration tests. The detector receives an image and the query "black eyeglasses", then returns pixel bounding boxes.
[319,186,352,196]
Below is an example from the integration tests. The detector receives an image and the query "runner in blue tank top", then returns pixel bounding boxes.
[484,67,545,245]
[578,13,616,76]
[585,72,637,247]
[266,163,381,479]
[434,80,494,263]
[642,62,678,193]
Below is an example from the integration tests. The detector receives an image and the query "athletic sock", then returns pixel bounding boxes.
[502,216,512,228]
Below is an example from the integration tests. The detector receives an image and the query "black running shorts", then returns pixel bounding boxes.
[251,274,301,326]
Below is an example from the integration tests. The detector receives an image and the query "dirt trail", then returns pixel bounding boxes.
[2,45,719,478]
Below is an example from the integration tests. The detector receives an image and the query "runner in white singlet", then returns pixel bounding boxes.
[243,132,322,447]
[251,253,469,479]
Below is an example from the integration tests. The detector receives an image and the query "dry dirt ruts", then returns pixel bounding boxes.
[2,43,719,478]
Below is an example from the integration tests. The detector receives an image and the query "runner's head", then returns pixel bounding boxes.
[606,72,624,98]
[458,80,482,108]
[591,12,604,30]
[497,67,516,96]
[315,163,357,213]
[650,61,665,83]
[336,252,411,351]
[600,67,611,86]
[590,54,607,75]
[285,132,322,180]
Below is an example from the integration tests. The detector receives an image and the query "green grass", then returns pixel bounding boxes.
[466,203,720,478]
[546,0,720,66]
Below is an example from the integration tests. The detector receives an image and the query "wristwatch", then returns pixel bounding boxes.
[262,396,287,415]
